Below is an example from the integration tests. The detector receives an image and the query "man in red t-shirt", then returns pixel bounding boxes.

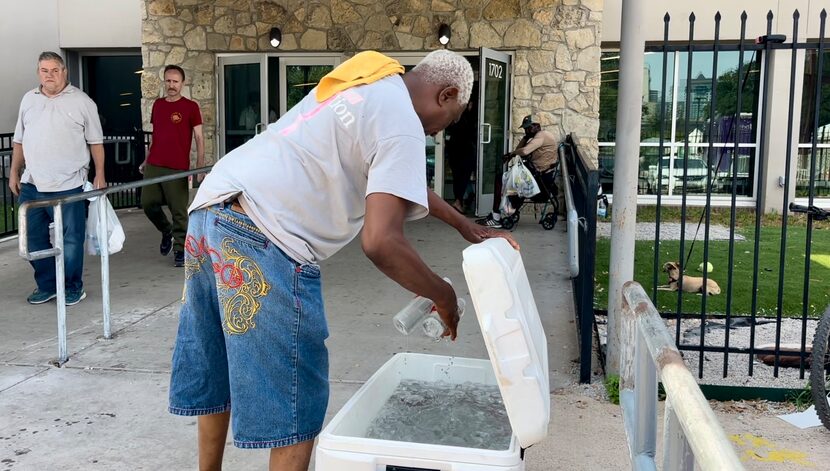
[140,65,205,267]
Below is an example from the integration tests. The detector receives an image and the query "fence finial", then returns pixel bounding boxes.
[741,11,748,21]
[689,12,695,22]
[664,12,670,22]
[793,9,800,20]
[767,10,774,21]
[715,11,721,22]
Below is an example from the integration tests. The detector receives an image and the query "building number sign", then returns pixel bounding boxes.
[488,62,504,79]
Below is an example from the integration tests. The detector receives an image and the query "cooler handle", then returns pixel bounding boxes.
[385,466,441,471]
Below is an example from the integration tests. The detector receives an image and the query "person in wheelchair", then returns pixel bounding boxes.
[477,115,561,229]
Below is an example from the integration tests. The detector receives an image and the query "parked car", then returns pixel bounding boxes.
[598,145,661,194]
[647,156,712,194]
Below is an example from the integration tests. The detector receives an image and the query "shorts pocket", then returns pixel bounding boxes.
[213,217,269,249]
[297,263,321,279]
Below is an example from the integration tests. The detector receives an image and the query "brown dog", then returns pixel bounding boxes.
[657,261,721,296]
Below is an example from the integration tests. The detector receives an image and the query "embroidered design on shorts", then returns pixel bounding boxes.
[184,235,210,281]
[183,235,271,334]
[216,238,270,334]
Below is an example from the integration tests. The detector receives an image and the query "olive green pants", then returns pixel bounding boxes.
[141,164,189,252]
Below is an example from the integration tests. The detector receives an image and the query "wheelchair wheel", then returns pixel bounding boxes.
[541,213,557,230]
[811,306,830,431]
[501,212,519,230]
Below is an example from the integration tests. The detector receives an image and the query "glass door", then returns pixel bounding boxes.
[476,48,511,216]
[218,55,266,156]
[393,55,446,194]
[278,57,339,116]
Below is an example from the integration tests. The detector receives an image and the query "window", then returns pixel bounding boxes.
[276,57,338,117]
[599,48,762,197]
[797,49,830,198]
[266,59,335,122]
[223,62,260,154]
[285,65,332,112]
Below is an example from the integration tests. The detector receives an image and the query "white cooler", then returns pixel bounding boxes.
[316,239,549,471]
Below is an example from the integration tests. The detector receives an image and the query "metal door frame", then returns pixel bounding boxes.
[216,54,267,157]
[476,48,512,215]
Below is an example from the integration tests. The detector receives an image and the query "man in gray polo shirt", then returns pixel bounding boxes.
[9,51,106,305]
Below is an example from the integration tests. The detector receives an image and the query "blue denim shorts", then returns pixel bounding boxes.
[168,204,329,449]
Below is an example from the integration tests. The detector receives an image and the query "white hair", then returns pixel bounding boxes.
[412,50,474,105]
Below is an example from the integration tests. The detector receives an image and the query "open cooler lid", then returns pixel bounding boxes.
[462,238,550,448]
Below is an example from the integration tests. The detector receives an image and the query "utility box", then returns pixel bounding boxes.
[316,239,549,471]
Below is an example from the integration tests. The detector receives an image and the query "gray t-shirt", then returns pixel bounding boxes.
[190,75,429,264]
[13,84,104,192]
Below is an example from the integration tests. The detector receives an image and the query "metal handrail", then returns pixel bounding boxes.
[17,165,211,365]
[558,143,580,278]
[620,281,744,471]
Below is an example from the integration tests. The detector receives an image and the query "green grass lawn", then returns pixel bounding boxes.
[594,225,830,317]
[1,202,14,235]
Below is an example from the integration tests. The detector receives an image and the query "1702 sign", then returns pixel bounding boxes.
[488,62,503,79]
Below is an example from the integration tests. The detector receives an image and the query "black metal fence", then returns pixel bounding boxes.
[564,134,600,384]
[0,130,150,238]
[607,9,829,383]
[1,133,16,237]
[95,131,150,209]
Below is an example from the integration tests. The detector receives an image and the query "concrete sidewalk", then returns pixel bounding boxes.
[0,209,826,470]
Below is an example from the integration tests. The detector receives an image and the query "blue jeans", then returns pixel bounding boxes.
[18,183,86,293]
[168,205,329,448]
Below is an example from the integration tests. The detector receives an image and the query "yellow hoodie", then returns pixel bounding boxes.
[315,51,404,102]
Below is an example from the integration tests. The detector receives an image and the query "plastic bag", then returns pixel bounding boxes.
[506,156,540,198]
[499,171,516,216]
[502,166,516,196]
[85,192,125,255]
[499,194,515,216]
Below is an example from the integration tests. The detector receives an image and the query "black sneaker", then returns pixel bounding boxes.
[27,289,57,305]
[475,214,493,224]
[475,214,502,229]
[65,290,87,306]
[174,251,185,267]
[160,232,173,256]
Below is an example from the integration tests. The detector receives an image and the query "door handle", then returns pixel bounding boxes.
[481,123,491,144]
[113,142,131,165]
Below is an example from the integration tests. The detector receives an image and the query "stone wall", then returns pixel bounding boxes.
[142,0,603,164]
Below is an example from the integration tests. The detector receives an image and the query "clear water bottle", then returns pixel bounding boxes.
[422,298,466,340]
[392,277,452,335]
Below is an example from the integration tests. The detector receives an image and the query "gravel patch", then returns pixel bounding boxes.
[555,381,610,403]
[596,221,746,241]
[596,315,815,389]
[709,398,798,416]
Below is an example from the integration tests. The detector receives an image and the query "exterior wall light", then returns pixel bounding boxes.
[438,24,451,46]
[269,27,282,48]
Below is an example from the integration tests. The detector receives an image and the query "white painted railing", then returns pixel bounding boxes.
[558,143,579,278]
[619,281,744,471]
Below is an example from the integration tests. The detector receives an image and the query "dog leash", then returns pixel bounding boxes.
[683,50,758,271]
